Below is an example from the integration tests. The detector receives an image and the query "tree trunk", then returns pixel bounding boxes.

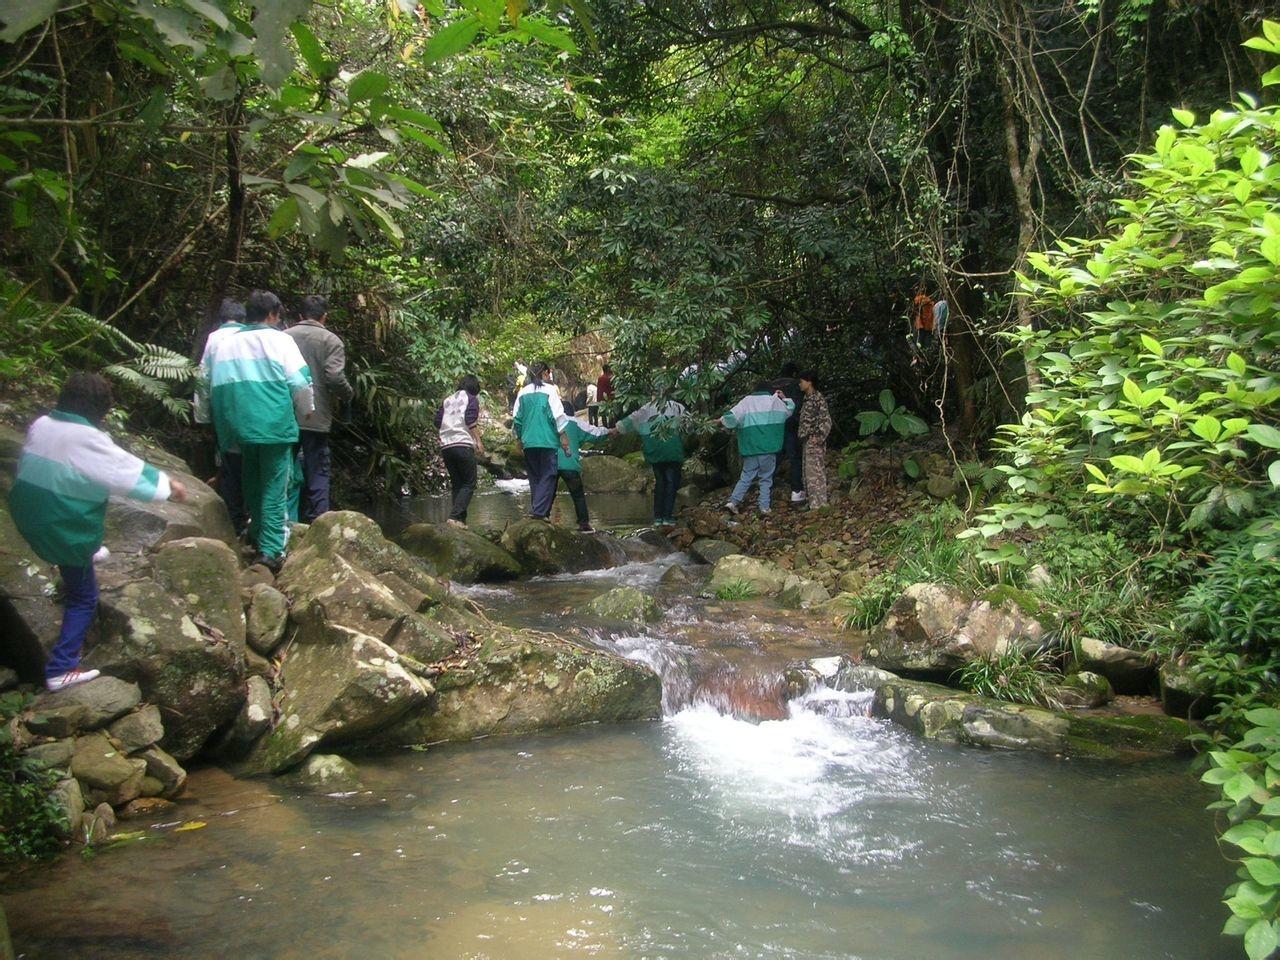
[998,64,1043,398]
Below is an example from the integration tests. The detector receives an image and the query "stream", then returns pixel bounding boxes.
[1,498,1236,959]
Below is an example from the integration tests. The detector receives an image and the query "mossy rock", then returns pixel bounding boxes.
[585,586,662,624]
[398,522,522,584]
[500,518,627,575]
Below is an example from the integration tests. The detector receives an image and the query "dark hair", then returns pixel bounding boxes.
[57,372,113,425]
[218,298,245,324]
[798,370,819,388]
[300,295,328,321]
[563,397,577,416]
[458,375,480,395]
[245,289,282,325]
[602,363,612,374]
[530,361,550,387]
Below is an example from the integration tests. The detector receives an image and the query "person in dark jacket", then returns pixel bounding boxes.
[435,375,484,525]
[285,295,353,523]
[512,362,570,519]
[775,362,806,504]
[617,399,688,526]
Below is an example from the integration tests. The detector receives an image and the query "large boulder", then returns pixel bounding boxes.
[0,494,61,682]
[706,555,790,598]
[87,578,245,761]
[398,523,522,584]
[241,620,432,775]
[1075,637,1157,693]
[152,538,246,649]
[873,678,1190,760]
[377,633,661,745]
[500,519,627,575]
[864,583,1046,677]
[585,586,662,624]
[578,455,651,494]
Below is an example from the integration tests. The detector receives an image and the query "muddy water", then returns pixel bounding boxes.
[2,537,1236,959]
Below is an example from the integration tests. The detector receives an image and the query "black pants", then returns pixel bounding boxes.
[652,461,682,522]
[558,470,590,525]
[524,447,559,518]
[779,424,804,493]
[219,449,247,535]
[442,444,477,522]
[299,430,333,524]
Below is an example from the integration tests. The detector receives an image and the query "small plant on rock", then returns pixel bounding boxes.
[714,579,759,601]
[956,649,1063,708]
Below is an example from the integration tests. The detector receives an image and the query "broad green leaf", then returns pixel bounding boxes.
[348,70,391,103]
[423,16,482,65]
[1110,454,1147,474]
[1171,107,1195,126]
[0,0,74,43]
[1263,236,1280,267]
[518,16,578,53]
[1245,918,1278,960]
[1139,334,1164,357]
[1246,708,1280,727]
[290,22,335,79]
[181,0,230,29]
[1247,424,1280,449]
[1084,462,1107,482]
[1122,378,1142,405]
[879,389,895,414]
[253,0,310,88]
[1228,773,1259,803]
[267,195,298,238]
[1192,416,1222,442]
[1229,353,1249,375]
[1270,461,1280,488]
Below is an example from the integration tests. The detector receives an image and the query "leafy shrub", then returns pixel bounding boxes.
[856,389,928,439]
[714,579,758,601]
[1180,541,1280,659]
[0,692,67,862]
[957,649,1063,707]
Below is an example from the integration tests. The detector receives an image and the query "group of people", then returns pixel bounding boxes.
[436,359,833,532]
[5,289,353,692]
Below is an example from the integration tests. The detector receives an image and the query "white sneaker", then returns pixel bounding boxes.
[790,492,807,503]
[93,545,110,563]
[725,501,741,516]
[46,668,100,692]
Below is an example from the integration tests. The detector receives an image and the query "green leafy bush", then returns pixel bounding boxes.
[0,693,67,862]
[956,649,1063,708]
[856,389,928,439]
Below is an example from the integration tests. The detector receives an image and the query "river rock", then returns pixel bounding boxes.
[152,537,246,649]
[500,518,627,575]
[1159,660,1214,719]
[24,703,92,739]
[241,620,432,775]
[378,633,662,745]
[107,705,163,753]
[220,676,273,755]
[398,523,523,583]
[707,555,790,598]
[779,575,831,610]
[955,589,1046,656]
[87,579,245,761]
[585,586,662,623]
[579,455,651,494]
[24,738,75,772]
[71,732,146,806]
[34,676,141,731]
[287,754,362,792]
[245,583,290,656]
[689,538,738,565]
[50,777,85,836]
[873,678,1190,760]
[1075,637,1156,693]
[1052,671,1114,709]
[118,796,175,819]
[659,564,693,587]
[136,745,186,797]
[864,583,970,673]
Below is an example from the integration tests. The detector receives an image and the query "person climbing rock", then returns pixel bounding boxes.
[435,374,485,526]
[774,362,806,503]
[200,289,313,571]
[797,370,832,509]
[194,297,248,536]
[512,361,570,520]
[285,295,354,523]
[617,398,688,527]
[718,381,794,516]
[556,398,611,532]
[9,373,188,691]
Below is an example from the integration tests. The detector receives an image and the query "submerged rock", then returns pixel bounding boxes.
[136,745,186,798]
[500,519,627,575]
[706,555,790,597]
[586,586,662,624]
[399,522,523,583]
[1075,637,1156,694]
[377,633,661,745]
[241,620,432,775]
[872,678,1190,760]
[287,754,362,792]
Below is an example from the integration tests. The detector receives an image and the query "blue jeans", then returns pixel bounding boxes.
[524,447,559,518]
[48,565,97,679]
[730,453,776,512]
[652,461,682,522]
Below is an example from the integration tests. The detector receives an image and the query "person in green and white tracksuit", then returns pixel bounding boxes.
[9,373,189,691]
[199,289,313,568]
[512,362,570,519]
[556,399,612,532]
[617,399,688,526]
[719,382,794,516]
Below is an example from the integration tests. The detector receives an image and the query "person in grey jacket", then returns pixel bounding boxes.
[285,295,353,522]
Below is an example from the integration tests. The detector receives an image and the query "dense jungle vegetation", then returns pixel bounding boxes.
[2,0,1280,953]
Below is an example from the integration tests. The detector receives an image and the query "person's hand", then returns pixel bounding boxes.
[774,389,785,399]
[561,438,571,455]
[169,479,189,503]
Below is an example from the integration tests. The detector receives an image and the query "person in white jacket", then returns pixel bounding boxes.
[434,375,485,525]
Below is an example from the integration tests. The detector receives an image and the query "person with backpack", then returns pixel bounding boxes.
[512,362,570,520]
[435,375,485,526]
[719,382,794,516]
[556,398,611,532]
[617,398,688,527]
[9,373,188,690]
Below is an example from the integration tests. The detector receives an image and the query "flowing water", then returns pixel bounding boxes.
[1,506,1236,959]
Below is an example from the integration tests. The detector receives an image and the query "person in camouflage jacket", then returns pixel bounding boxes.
[797,371,832,508]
